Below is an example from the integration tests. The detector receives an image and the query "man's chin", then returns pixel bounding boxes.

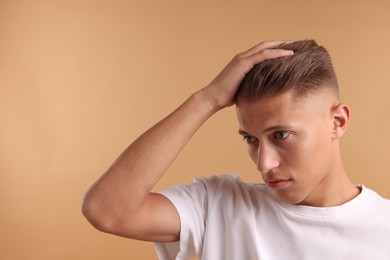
[272,189,304,205]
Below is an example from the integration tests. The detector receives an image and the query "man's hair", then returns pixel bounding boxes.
[235,40,339,102]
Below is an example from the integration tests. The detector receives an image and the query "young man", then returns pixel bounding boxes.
[82,40,390,259]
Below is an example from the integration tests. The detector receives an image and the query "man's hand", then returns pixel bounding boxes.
[202,40,294,109]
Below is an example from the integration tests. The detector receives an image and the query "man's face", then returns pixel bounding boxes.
[236,90,340,206]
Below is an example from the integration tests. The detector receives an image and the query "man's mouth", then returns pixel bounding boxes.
[266,179,292,189]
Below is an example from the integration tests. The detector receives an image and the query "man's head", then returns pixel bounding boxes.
[235,40,352,207]
[235,39,339,103]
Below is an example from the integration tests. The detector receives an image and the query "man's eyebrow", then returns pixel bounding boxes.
[263,125,291,133]
[238,125,292,136]
[238,129,249,136]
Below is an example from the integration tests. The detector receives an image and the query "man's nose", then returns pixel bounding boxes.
[256,145,280,173]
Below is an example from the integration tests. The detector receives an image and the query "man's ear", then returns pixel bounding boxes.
[331,103,351,139]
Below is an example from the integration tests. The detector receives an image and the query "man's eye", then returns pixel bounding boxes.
[274,131,289,140]
[243,136,257,144]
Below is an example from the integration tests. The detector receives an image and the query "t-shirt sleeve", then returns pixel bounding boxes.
[154,175,222,260]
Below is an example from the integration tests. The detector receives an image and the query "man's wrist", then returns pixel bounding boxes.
[192,87,225,115]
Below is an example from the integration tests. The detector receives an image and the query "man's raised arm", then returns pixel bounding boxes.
[81,41,294,242]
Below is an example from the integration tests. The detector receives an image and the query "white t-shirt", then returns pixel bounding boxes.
[154,174,390,260]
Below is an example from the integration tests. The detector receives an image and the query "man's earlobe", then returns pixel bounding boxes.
[332,103,351,139]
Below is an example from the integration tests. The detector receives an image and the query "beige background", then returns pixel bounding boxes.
[1,0,390,259]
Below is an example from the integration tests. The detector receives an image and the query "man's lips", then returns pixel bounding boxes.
[265,179,292,189]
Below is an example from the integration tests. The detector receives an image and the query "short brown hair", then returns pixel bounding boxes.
[235,40,339,102]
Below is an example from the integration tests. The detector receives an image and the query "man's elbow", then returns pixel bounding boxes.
[81,195,117,234]
[81,196,150,241]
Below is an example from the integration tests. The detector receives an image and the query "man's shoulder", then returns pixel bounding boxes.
[193,174,272,202]
[361,186,390,216]
[160,174,275,212]
[194,173,266,190]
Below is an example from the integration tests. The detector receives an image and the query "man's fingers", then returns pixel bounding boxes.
[234,48,293,76]
[251,48,294,64]
[240,40,290,58]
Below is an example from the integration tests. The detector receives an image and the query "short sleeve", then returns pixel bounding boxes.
[154,175,232,259]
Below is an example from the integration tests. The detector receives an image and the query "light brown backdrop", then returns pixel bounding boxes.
[1,0,389,259]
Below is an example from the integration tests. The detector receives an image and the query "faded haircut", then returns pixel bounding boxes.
[235,40,339,102]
